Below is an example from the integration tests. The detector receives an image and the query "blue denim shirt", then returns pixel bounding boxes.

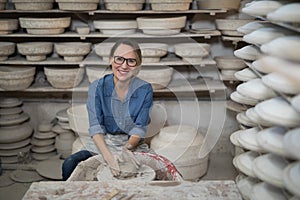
[87,74,153,139]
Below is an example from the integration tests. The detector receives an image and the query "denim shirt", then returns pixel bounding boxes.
[87,74,153,139]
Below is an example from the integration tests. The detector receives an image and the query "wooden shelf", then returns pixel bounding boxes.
[0,9,227,15]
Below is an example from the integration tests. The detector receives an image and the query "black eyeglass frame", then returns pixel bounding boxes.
[113,56,137,67]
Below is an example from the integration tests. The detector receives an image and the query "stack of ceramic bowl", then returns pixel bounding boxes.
[31,121,57,161]
[0,98,33,164]
[139,43,168,63]
[56,0,99,10]
[103,0,145,11]
[214,56,246,80]
[54,42,91,62]
[0,19,18,35]
[52,108,76,159]
[86,66,112,83]
[44,67,85,89]
[19,17,71,35]
[149,0,192,11]
[215,19,254,37]
[173,43,210,64]
[17,42,53,62]
[93,20,137,35]
[137,16,187,35]
[137,66,173,90]
[0,66,36,91]
[150,125,208,180]
[12,0,54,10]
[0,42,15,61]
[94,42,114,63]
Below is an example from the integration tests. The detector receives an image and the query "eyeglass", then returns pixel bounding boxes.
[113,56,137,67]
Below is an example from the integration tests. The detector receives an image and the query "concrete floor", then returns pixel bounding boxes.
[0,153,237,200]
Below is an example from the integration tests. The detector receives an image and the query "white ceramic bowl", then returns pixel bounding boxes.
[44,67,85,89]
[54,42,91,62]
[234,45,262,61]
[230,91,259,106]
[86,66,112,83]
[236,127,263,152]
[137,16,187,35]
[0,42,15,61]
[233,151,259,178]
[283,162,300,198]
[12,0,54,10]
[283,128,300,160]
[242,0,283,16]
[267,3,300,23]
[0,66,35,90]
[19,17,71,34]
[93,20,137,35]
[17,42,53,61]
[237,21,271,35]
[234,68,258,82]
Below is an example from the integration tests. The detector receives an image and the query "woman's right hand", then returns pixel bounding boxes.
[103,152,120,177]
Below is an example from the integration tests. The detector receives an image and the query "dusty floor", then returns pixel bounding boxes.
[0,153,237,200]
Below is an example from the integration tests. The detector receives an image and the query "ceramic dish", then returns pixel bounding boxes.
[234,151,259,178]
[252,153,289,188]
[0,123,33,143]
[230,91,259,106]
[226,100,249,113]
[255,97,300,128]
[283,162,300,197]
[234,68,258,82]
[236,175,260,200]
[234,45,262,61]
[230,130,242,147]
[283,128,300,160]
[252,59,272,74]
[31,144,55,153]
[267,3,300,23]
[291,94,300,113]
[10,170,44,183]
[31,137,55,147]
[242,0,284,16]
[243,27,287,46]
[237,21,272,35]
[262,72,300,95]
[215,19,253,31]
[0,138,31,150]
[250,182,287,200]
[236,78,277,101]
[245,107,273,127]
[237,127,264,152]
[54,42,91,62]
[0,112,30,126]
[17,42,53,61]
[0,144,31,156]
[33,131,57,140]
[236,112,257,127]
[0,107,22,115]
[256,126,289,158]
[261,36,300,62]
[0,98,22,108]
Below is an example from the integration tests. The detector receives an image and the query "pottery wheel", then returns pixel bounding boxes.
[97,164,155,182]
[10,170,44,183]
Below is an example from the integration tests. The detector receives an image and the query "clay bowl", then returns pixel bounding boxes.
[0,66,36,90]
[76,26,90,35]
[86,66,112,83]
[94,42,115,62]
[215,56,246,70]
[54,42,91,62]
[104,0,145,11]
[0,42,15,61]
[17,42,53,61]
[93,20,137,35]
[149,0,192,11]
[56,0,99,11]
[12,0,54,10]
[44,67,84,89]
[0,0,6,10]
[197,0,241,10]
[174,43,210,58]
[19,17,71,35]
[0,122,33,143]
[0,19,18,34]
[137,16,187,35]
[137,66,173,90]
[139,43,168,63]
[215,19,254,31]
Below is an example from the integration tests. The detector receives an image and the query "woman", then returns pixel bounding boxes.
[62,39,153,181]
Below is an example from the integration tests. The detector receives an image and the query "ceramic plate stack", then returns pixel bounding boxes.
[233,151,259,178]
[53,108,76,159]
[267,3,300,24]
[234,45,262,61]
[31,121,57,161]
[0,98,33,164]
[234,68,258,82]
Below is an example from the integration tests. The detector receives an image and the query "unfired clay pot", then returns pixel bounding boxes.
[139,43,168,63]
[17,42,53,61]
[56,0,99,11]
[12,0,54,10]
[93,20,137,35]
[0,19,18,35]
[197,0,241,10]
[149,0,192,11]
[54,42,91,62]
[0,42,15,61]
[104,0,145,11]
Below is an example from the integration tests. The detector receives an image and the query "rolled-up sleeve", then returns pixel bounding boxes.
[87,80,106,137]
[128,85,153,138]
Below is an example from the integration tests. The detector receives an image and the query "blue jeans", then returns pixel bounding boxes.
[62,150,94,181]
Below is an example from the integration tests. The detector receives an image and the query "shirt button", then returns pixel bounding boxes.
[119,122,122,125]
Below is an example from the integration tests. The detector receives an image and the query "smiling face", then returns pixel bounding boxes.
[110,44,140,84]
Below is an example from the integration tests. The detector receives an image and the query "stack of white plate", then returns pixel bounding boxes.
[234,45,262,61]
[0,98,33,164]
[267,3,300,24]
[242,0,284,17]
